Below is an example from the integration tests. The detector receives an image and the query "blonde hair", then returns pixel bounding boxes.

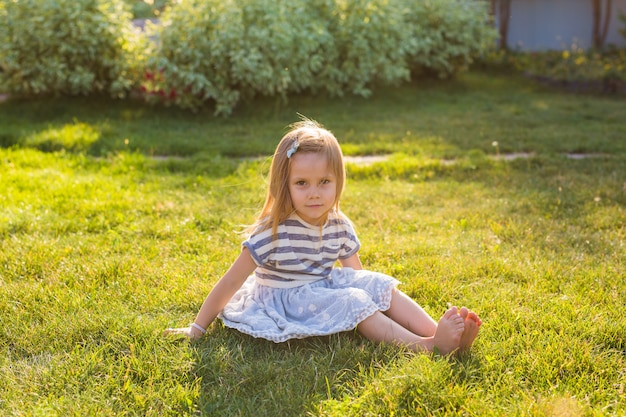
[252,118,345,236]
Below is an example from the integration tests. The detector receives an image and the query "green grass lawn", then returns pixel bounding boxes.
[1,72,625,416]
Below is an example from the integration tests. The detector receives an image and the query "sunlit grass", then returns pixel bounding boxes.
[2,72,625,158]
[1,71,625,416]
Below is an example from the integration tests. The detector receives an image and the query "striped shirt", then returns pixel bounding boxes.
[243,211,360,288]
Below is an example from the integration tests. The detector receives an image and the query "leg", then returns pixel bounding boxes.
[357,307,464,355]
[383,288,437,336]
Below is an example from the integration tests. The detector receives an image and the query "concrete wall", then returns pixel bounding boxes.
[498,0,626,50]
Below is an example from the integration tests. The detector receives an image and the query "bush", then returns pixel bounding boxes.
[145,0,412,115]
[327,0,411,96]
[0,0,497,113]
[525,48,626,91]
[0,0,148,98]
[401,0,498,78]
[477,47,626,94]
[145,0,494,115]
[143,0,340,114]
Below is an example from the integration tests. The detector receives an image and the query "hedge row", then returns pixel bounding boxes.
[0,0,497,115]
[0,0,147,98]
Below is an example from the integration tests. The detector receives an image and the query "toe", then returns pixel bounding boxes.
[467,311,482,326]
[444,306,459,318]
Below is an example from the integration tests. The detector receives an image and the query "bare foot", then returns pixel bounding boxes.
[432,306,465,355]
[458,307,482,353]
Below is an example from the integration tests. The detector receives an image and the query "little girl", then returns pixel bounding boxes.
[165,119,481,355]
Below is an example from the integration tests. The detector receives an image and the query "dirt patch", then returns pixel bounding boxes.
[344,155,389,166]
[491,152,535,161]
[565,153,611,159]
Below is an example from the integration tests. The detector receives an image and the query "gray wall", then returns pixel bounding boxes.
[498,0,626,50]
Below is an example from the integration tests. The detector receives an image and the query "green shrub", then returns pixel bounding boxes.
[0,0,148,97]
[146,0,495,115]
[144,0,344,115]
[327,0,411,96]
[401,0,498,78]
[525,48,626,91]
[479,47,626,93]
[147,0,385,115]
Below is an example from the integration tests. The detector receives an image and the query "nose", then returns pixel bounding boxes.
[309,185,320,199]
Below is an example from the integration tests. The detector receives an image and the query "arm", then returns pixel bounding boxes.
[339,252,363,270]
[164,247,257,340]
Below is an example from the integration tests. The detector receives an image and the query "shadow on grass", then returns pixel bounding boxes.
[185,325,485,416]
[188,326,378,415]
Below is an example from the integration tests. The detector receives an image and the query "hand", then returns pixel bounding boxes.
[163,326,204,340]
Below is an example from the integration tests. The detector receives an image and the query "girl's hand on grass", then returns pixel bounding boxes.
[163,326,204,340]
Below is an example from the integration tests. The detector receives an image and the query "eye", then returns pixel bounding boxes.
[320,179,331,185]
[295,180,307,186]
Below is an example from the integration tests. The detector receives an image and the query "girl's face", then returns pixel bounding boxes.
[288,152,337,226]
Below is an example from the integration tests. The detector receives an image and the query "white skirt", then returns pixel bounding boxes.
[219,268,399,342]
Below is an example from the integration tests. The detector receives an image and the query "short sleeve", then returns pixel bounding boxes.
[337,215,360,259]
[242,225,274,267]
